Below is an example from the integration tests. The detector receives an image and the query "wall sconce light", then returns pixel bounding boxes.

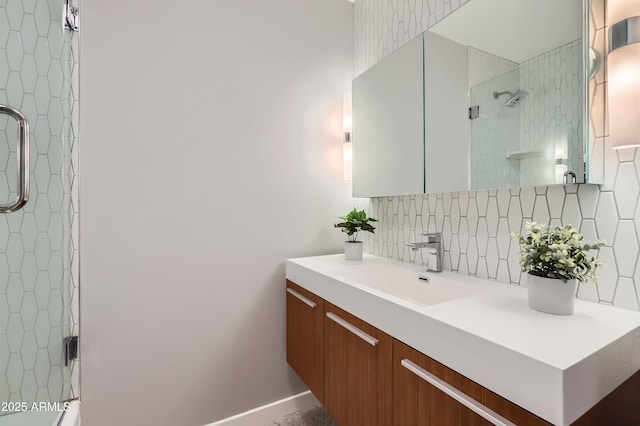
[607,0,640,149]
[343,93,353,183]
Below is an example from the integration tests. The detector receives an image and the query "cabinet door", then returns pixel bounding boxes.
[394,339,485,425]
[324,302,392,426]
[394,339,550,426]
[286,280,324,402]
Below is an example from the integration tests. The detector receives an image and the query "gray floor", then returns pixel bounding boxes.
[0,411,61,426]
[265,404,337,426]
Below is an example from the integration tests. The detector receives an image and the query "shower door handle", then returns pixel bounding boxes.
[0,105,30,213]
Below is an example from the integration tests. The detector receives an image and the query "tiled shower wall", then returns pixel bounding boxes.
[0,0,79,408]
[470,40,583,189]
[469,57,520,190]
[519,40,583,187]
[355,0,640,310]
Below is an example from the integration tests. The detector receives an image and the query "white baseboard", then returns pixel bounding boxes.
[206,391,320,426]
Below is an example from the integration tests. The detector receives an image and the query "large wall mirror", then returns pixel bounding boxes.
[352,0,591,197]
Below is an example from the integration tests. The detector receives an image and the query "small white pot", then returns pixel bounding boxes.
[526,273,577,315]
[344,241,363,260]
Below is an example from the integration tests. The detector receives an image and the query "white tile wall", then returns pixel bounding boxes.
[470,40,583,189]
[467,46,518,88]
[469,66,520,190]
[354,0,470,75]
[356,0,640,311]
[0,0,79,411]
[519,40,583,186]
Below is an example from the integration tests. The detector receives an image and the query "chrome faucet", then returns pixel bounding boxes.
[406,241,430,251]
[422,232,442,272]
[406,232,443,272]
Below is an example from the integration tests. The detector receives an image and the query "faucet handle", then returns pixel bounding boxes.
[421,232,441,243]
[407,242,429,251]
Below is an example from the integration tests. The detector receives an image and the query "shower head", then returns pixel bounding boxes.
[504,90,528,107]
[493,90,529,107]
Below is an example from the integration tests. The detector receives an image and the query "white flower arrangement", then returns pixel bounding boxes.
[511,222,604,283]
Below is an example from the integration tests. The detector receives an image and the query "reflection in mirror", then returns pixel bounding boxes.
[352,36,424,197]
[468,42,583,189]
[435,0,584,189]
[351,0,587,197]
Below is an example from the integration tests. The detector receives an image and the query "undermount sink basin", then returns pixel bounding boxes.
[328,262,488,306]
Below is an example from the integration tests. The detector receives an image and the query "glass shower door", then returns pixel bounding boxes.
[469,69,521,190]
[469,41,584,190]
[0,0,74,420]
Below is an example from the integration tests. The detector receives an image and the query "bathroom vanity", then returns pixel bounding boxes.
[285,255,640,425]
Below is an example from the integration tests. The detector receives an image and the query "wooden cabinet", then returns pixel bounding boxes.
[323,302,392,426]
[570,370,640,425]
[394,339,483,425]
[394,339,551,426]
[286,280,324,402]
[286,280,640,425]
[394,337,640,426]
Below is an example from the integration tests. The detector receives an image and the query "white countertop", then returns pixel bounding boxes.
[286,254,640,426]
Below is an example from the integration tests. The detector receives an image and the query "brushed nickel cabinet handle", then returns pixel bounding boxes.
[401,359,516,426]
[326,312,379,347]
[286,288,317,308]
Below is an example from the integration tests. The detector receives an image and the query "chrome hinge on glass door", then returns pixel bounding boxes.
[64,336,79,366]
[64,0,79,32]
[0,105,30,213]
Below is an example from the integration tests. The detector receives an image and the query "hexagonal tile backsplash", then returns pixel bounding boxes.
[355,0,640,311]
[0,0,79,412]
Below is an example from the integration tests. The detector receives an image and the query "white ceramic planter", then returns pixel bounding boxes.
[527,273,577,315]
[344,241,363,260]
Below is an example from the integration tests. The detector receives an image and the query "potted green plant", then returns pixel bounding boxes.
[511,222,604,315]
[334,209,377,260]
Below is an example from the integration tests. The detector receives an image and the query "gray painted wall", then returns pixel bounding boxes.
[79,1,354,424]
